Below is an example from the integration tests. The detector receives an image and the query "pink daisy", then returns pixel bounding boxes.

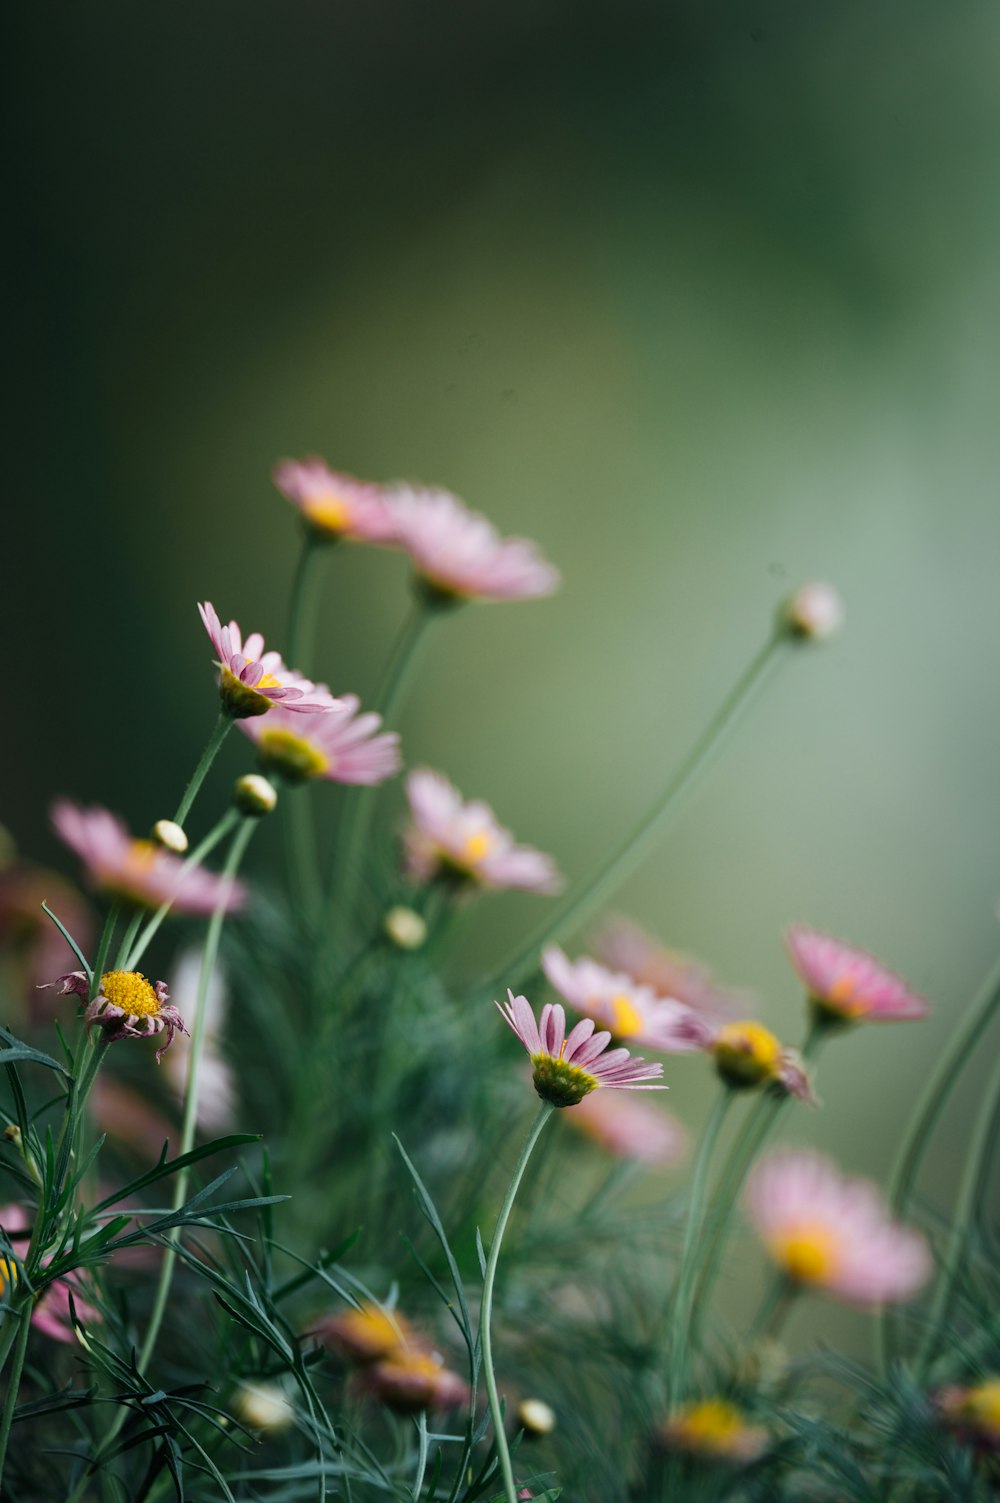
[746,1150,931,1304]
[497,990,665,1106]
[567,1090,686,1167]
[52,801,246,914]
[0,1205,102,1343]
[198,601,342,719]
[701,1018,815,1102]
[272,457,396,543]
[386,485,560,602]
[52,969,188,1061]
[786,926,930,1024]
[238,694,401,786]
[541,946,708,1052]
[404,770,562,895]
[593,916,747,1023]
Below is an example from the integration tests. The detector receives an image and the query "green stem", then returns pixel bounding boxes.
[287,531,330,674]
[88,905,120,999]
[125,810,240,971]
[484,631,790,994]
[745,1273,797,1347]
[0,1299,31,1488]
[480,1102,554,1503]
[173,712,232,829]
[285,785,323,925]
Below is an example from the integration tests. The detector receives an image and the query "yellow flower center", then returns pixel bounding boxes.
[0,1258,17,1299]
[460,831,494,867]
[607,993,643,1038]
[963,1381,1000,1434]
[305,493,351,533]
[258,728,330,784]
[530,1051,599,1107]
[100,970,161,1018]
[712,1020,783,1088]
[822,973,867,1017]
[771,1224,840,1284]
[672,1398,746,1453]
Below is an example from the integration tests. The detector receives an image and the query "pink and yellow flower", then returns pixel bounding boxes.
[52,801,246,914]
[53,969,188,1061]
[498,991,665,1106]
[387,485,559,602]
[198,601,342,719]
[272,457,396,543]
[746,1150,931,1304]
[937,1379,1000,1454]
[567,1090,686,1167]
[660,1398,769,1464]
[705,1019,814,1101]
[786,926,930,1024]
[365,1348,469,1413]
[238,694,400,786]
[593,917,747,1023]
[1,1205,102,1342]
[541,946,708,1053]
[404,770,562,894]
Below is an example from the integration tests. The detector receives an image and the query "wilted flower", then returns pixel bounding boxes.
[234,1381,296,1431]
[198,601,341,718]
[53,970,188,1062]
[660,1399,769,1464]
[541,946,707,1052]
[566,1090,686,1167]
[387,485,559,602]
[238,695,400,786]
[708,1020,815,1101]
[937,1379,1000,1454]
[317,1301,417,1364]
[1,1205,101,1341]
[746,1150,931,1304]
[594,916,747,1023]
[52,801,246,915]
[783,581,844,640]
[497,991,665,1107]
[404,770,562,894]
[272,457,396,542]
[365,1348,469,1413]
[786,926,929,1024]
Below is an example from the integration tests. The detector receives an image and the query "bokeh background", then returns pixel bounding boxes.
[7,0,1000,1354]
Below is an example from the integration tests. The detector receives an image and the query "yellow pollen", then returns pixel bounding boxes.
[607,993,643,1038]
[461,831,494,866]
[255,672,282,691]
[771,1224,840,1284]
[100,970,161,1019]
[0,1258,17,1299]
[305,494,351,533]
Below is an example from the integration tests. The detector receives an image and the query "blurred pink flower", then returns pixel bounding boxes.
[387,485,559,602]
[567,1089,686,1166]
[364,1348,469,1413]
[91,1076,176,1159]
[786,926,930,1024]
[498,990,665,1106]
[272,457,396,542]
[746,1150,931,1304]
[0,1204,102,1343]
[0,861,95,1011]
[53,969,187,1062]
[52,801,246,914]
[198,601,342,719]
[660,1398,769,1464]
[593,916,748,1023]
[937,1379,1000,1454]
[541,946,708,1053]
[238,694,400,786]
[404,770,562,894]
[703,1019,815,1102]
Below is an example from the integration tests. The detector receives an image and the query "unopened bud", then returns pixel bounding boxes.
[233,1381,295,1431]
[783,582,844,641]
[232,774,279,817]
[3,1125,22,1149]
[517,1397,556,1435]
[151,819,189,854]
[384,906,427,951]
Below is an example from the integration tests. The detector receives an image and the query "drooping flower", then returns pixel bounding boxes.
[566,1089,686,1167]
[541,946,708,1053]
[937,1379,1000,1454]
[387,485,560,603]
[783,581,844,641]
[198,601,342,718]
[707,1019,815,1101]
[365,1348,469,1413]
[52,970,188,1062]
[659,1398,769,1464]
[272,457,396,543]
[593,917,747,1023]
[238,694,401,786]
[786,926,930,1025]
[0,1204,102,1342]
[404,770,562,894]
[52,801,246,914]
[746,1150,931,1304]
[497,991,665,1107]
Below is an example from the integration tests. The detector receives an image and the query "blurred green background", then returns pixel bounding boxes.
[7,0,1000,1350]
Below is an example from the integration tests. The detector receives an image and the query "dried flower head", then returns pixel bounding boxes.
[53,970,187,1062]
[746,1150,931,1304]
[198,601,341,719]
[786,926,930,1025]
[660,1398,769,1464]
[541,946,708,1052]
[387,485,560,602]
[498,991,665,1107]
[272,457,396,543]
[404,770,562,894]
[238,695,400,787]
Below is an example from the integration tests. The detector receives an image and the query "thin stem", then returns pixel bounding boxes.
[125,810,240,971]
[745,1274,797,1346]
[0,1300,31,1487]
[480,1101,554,1503]
[485,631,790,993]
[287,530,330,674]
[173,711,232,829]
[88,905,120,999]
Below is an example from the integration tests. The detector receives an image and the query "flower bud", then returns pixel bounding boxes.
[151,819,189,855]
[232,774,278,817]
[783,582,844,641]
[3,1125,21,1149]
[383,906,428,951]
[517,1398,556,1435]
[233,1381,295,1431]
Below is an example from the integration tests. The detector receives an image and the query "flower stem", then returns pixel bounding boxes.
[173,711,232,829]
[484,631,790,994]
[746,1273,797,1346]
[480,1101,554,1503]
[125,810,241,971]
[88,904,120,1000]
[0,1300,31,1489]
[287,530,329,674]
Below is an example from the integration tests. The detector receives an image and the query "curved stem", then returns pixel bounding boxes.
[287,531,329,674]
[745,1273,797,1347]
[125,810,240,971]
[0,1299,31,1488]
[173,712,232,829]
[485,632,790,994]
[480,1102,554,1503]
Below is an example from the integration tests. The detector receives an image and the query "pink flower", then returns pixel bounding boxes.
[0,1205,102,1343]
[387,486,559,602]
[702,1019,815,1102]
[272,457,396,542]
[404,770,562,894]
[593,917,748,1023]
[497,990,665,1106]
[567,1090,686,1166]
[198,601,342,719]
[238,694,401,786]
[541,946,708,1052]
[786,926,930,1024]
[52,801,246,914]
[53,969,188,1062]
[746,1150,931,1304]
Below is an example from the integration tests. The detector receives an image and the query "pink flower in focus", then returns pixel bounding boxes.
[567,1090,686,1167]
[238,695,401,787]
[498,990,665,1106]
[541,947,708,1052]
[272,457,396,542]
[404,770,562,894]
[786,926,930,1024]
[0,1205,102,1343]
[387,485,560,602]
[593,916,748,1023]
[198,601,342,719]
[52,801,246,914]
[746,1150,931,1304]
[53,969,188,1062]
